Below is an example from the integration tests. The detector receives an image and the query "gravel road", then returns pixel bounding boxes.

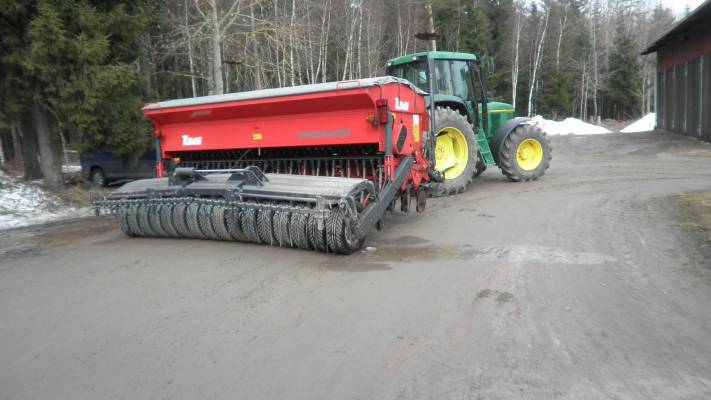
[2,132,711,400]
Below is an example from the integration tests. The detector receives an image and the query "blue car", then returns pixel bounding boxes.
[80,148,157,186]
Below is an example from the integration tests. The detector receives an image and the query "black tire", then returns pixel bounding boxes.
[290,210,311,250]
[473,160,487,177]
[186,202,204,239]
[273,210,292,247]
[90,167,107,187]
[226,207,247,242]
[172,203,191,238]
[198,203,220,240]
[326,207,363,255]
[138,204,158,237]
[211,205,232,241]
[257,208,275,245]
[308,213,328,252]
[429,107,479,197]
[498,124,552,182]
[148,204,167,237]
[242,207,261,244]
[133,204,151,237]
[159,203,179,238]
[118,206,135,237]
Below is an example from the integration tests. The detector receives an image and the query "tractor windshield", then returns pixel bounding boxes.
[388,59,476,102]
[387,60,429,93]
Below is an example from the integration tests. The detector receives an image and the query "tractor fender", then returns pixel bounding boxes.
[490,117,531,164]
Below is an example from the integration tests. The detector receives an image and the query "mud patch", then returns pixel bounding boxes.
[2,247,41,259]
[671,191,711,260]
[323,261,392,272]
[0,216,116,260]
[476,289,514,305]
[378,235,431,245]
[358,243,615,266]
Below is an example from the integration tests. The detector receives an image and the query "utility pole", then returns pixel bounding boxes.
[415,2,441,51]
[426,2,436,51]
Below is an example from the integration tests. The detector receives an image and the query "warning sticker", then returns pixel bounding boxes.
[413,115,420,142]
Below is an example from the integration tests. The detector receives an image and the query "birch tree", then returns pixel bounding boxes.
[527,6,550,117]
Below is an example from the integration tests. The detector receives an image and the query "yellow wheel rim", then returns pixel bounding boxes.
[516,138,544,171]
[434,126,469,180]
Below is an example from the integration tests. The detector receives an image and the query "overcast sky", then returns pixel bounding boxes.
[660,0,705,16]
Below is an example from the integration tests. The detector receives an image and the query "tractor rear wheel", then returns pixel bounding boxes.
[498,124,552,182]
[429,107,479,197]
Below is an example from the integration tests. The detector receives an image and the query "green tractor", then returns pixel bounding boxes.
[386,51,552,196]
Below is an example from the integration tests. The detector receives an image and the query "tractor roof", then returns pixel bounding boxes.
[387,51,477,66]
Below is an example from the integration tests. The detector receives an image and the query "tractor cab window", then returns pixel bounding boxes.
[450,60,475,103]
[435,60,454,96]
[387,60,429,92]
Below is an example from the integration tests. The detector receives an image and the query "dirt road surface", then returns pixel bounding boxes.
[2,132,711,399]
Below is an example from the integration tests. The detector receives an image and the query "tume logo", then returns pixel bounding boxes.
[394,97,409,112]
[182,135,203,146]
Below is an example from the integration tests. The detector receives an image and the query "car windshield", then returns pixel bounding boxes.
[387,60,429,93]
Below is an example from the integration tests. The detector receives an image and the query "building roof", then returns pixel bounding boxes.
[642,0,711,55]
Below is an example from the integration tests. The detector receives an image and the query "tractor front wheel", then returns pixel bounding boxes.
[429,107,479,197]
[498,124,552,182]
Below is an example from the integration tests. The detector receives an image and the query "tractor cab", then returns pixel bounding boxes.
[386,51,487,129]
[386,51,550,196]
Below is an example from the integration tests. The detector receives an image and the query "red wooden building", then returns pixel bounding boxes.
[642,0,711,141]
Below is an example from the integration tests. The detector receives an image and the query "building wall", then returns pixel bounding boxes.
[656,30,711,142]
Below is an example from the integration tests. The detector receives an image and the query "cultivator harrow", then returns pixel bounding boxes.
[93,77,434,254]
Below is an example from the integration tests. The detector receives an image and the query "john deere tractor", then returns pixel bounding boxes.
[386,51,552,196]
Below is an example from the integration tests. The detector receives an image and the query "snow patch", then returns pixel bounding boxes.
[531,116,612,136]
[0,170,90,230]
[621,113,656,133]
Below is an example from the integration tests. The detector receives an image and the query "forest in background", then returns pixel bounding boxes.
[0,0,678,186]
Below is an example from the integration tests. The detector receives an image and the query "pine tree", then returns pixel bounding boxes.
[25,0,152,160]
[606,25,642,120]
[0,0,153,184]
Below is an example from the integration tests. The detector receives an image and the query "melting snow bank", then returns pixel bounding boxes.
[531,115,612,135]
[0,170,90,230]
[621,113,656,133]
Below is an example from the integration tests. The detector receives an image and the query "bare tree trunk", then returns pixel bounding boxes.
[527,9,549,117]
[322,0,331,82]
[289,0,296,86]
[591,3,599,120]
[555,1,569,72]
[139,39,154,99]
[397,5,404,55]
[20,118,42,180]
[11,124,23,169]
[250,2,263,90]
[365,2,372,77]
[342,6,358,81]
[511,5,522,109]
[273,0,282,87]
[185,0,197,97]
[305,1,316,84]
[356,2,363,78]
[33,103,62,188]
[0,135,5,166]
[209,0,224,95]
